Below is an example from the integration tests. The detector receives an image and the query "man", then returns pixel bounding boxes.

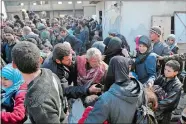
[105,29,130,52]
[2,26,19,63]
[60,27,82,55]
[22,26,43,49]
[13,15,24,28]
[78,20,89,54]
[42,43,101,99]
[150,26,171,56]
[11,41,66,123]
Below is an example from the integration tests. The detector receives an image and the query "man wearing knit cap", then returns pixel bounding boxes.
[150,26,171,56]
[2,26,19,63]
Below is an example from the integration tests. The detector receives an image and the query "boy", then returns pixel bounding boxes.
[152,60,183,124]
[2,26,19,63]
[11,41,66,123]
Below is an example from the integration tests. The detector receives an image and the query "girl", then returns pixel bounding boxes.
[1,64,27,124]
[135,35,157,86]
[166,34,179,54]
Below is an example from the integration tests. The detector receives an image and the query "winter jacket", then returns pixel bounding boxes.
[78,106,109,124]
[154,75,183,120]
[64,33,82,54]
[79,28,89,53]
[24,68,66,124]
[1,83,27,124]
[82,78,144,123]
[22,32,43,49]
[135,52,157,84]
[153,40,171,56]
[2,40,18,63]
[116,34,130,52]
[42,54,89,99]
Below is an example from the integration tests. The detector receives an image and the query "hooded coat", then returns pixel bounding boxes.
[82,56,144,123]
[135,35,157,84]
[103,37,124,65]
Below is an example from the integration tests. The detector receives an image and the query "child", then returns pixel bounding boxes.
[135,35,157,86]
[166,34,179,54]
[1,64,27,124]
[152,60,183,124]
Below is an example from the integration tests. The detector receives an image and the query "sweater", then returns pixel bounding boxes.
[24,68,66,124]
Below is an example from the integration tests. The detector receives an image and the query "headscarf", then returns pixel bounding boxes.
[166,34,176,50]
[104,37,123,64]
[135,35,152,64]
[1,64,24,107]
[104,55,130,91]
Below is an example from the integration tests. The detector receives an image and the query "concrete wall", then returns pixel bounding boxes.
[96,1,103,23]
[6,1,83,12]
[101,1,186,51]
[82,1,96,18]
[83,6,96,18]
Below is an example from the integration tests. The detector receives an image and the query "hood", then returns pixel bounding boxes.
[138,35,151,49]
[37,23,46,31]
[108,79,143,104]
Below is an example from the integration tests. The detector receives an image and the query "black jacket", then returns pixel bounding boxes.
[154,75,183,119]
[42,54,89,99]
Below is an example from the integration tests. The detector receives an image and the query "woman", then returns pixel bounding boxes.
[1,64,27,124]
[135,35,157,86]
[78,56,144,123]
[76,48,108,87]
[103,37,125,65]
[166,34,179,54]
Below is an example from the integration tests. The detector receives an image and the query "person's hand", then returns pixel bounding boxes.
[144,80,154,88]
[157,55,164,60]
[88,84,101,94]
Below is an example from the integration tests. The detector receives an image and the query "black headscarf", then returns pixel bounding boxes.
[104,37,123,64]
[104,55,130,91]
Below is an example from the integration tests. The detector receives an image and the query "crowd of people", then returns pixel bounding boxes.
[1,12,186,124]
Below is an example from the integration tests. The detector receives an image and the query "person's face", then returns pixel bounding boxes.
[167,38,175,45]
[139,44,148,54]
[164,65,178,78]
[1,77,13,88]
[88,57,101,68]
[60,31,66,37]
[150,32,158,41]
[4,33,14,41]
[30,24,35,29]
[61,54,73,67]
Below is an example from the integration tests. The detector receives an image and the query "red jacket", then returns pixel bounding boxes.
[1,83,27,124]
[78,106,109,124]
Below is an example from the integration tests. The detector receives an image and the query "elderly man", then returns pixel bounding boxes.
[22,26,43,49]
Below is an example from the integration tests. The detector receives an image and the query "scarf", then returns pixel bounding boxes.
[1,64,24,107]
[77,55,107,86]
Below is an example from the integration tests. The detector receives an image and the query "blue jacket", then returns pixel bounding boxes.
[153,41,171,56]
[135,53,157,84]
[78,29,89,45]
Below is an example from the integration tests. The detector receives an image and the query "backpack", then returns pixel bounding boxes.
[133,92,158,124]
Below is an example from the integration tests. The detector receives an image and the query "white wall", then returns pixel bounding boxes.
[102,1,186,51]
[96,1,103,22]
[83,6,96,18]
[1,1,7,19]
